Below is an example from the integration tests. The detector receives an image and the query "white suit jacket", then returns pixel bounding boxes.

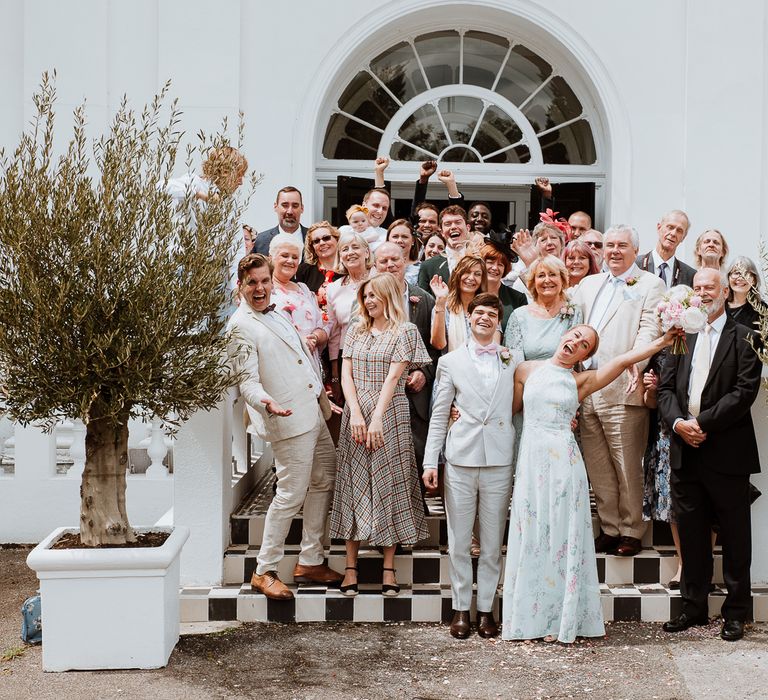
[226,302,332,443]
[570,266,665,405]
[423,344,516,469]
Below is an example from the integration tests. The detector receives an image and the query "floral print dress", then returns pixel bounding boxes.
[502,362,605,643]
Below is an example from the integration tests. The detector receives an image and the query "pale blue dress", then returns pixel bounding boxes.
[503,305,583,364]
[503,304,583,468]
[502,362,605,643]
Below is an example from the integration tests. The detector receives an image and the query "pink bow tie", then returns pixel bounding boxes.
[475,343,498,356]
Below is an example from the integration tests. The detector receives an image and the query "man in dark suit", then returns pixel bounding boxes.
[658,267,762,641]
[374,242,439,472]
[251,186,308,256]
[636,210,696,288]
[417,205,471,291]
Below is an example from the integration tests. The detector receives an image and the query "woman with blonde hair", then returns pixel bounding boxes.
[430,254,488,351]
[325,231,373,400]
[330,272,431,596]
[504,255,582,364]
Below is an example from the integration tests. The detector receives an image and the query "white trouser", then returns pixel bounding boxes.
[443,462,513,612]
[256,407,337,575]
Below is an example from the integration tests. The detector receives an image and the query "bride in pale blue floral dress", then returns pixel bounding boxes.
[503,323,679,643]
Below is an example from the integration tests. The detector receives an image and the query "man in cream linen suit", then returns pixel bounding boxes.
[571,225,665,557]
[422,293,516,640]
[227,254,342,600]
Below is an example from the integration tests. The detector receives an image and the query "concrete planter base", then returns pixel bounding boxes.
[27,525,189,671]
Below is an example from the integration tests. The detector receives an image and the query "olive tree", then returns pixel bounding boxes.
[0,74,252,545]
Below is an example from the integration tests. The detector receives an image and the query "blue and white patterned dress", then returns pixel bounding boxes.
[502,362,604,643]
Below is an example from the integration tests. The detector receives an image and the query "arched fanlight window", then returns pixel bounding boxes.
[322,30,597,166]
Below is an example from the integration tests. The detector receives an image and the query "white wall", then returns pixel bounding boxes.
[3,0,765,259]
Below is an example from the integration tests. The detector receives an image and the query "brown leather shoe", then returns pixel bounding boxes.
[251,570,293,600]
[450,610,471,639]
[293,562,344,585]
[615,536,642,557]
[477,611,499,638]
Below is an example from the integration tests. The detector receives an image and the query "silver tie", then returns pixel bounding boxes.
[688,325,711,417]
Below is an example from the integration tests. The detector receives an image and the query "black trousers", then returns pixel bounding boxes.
[672,448,752,621]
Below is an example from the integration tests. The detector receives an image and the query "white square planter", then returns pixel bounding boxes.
[27,525,189,671]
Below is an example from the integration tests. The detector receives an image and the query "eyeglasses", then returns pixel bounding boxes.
[585,241,603,249]
[312,235,334,245]
[728,271,753,281]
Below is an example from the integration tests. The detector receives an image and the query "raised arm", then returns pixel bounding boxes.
[437,169,461,198]
[577,329,678,402]
[374,156,390,188]
[429,276,449,351]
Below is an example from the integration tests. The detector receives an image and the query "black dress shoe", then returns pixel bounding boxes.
[720,619,744,642]
[450,610,471,639]
[594,533,621,553]
[476,611,499,639]
[663,612,708,633]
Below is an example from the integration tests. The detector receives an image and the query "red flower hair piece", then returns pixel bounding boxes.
[539,208,574,242]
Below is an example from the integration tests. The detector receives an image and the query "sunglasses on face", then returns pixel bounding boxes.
[586,241,603,249]
[312,235,334,244]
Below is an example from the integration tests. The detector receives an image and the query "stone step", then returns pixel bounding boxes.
[222,543,710,588]
[179,583,768,625]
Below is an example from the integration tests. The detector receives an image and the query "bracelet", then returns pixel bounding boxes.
[434,308,445,314]
[330,378,340,384]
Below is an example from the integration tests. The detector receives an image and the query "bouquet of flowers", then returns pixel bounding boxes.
[656,285,707,354]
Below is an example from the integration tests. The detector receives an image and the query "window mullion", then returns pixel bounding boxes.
[536,114,584,138]
[467,102,490,148]
[337,110,385,134]
[490,42,514,93]
[410,41,432,91]
[517,74,553,111]
[433,102,454,146]
[366,69,404,108]
[392,136,440,160]
[482,138,526,161]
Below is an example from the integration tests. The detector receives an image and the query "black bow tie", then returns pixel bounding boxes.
[261,303,276,314]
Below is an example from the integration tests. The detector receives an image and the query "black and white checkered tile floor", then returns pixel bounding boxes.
[180,476,768,624]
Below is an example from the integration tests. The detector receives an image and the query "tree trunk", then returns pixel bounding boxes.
[79,404,135,546]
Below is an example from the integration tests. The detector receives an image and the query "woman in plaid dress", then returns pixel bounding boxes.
[330,272,431,596]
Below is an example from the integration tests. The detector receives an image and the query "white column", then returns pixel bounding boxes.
[145,419,169,479]
[67,419,86,480]
[173,395,233,586]
[14,423,57,481]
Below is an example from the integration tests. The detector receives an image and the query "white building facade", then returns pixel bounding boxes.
[1,0,768,583]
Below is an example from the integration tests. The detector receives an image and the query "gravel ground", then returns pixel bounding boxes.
[2,547,767,700]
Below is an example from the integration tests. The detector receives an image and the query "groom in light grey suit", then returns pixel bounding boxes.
[423,293,517,640]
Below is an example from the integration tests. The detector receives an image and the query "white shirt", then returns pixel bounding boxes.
[686,311,726,399]
[261,308,322,398]
[652,250,677,288]
[446,243,468,274]
[467,338,500,393]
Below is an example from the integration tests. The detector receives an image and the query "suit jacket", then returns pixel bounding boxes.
[417,254,450,291]
[227,302,332,443]
[251,225,308,256]
[406,283,439,420]
[296,262,339,293]
[657,315,762,475]
[423,345,516,468]
[636,252,696,287]
[571,267,665,405]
